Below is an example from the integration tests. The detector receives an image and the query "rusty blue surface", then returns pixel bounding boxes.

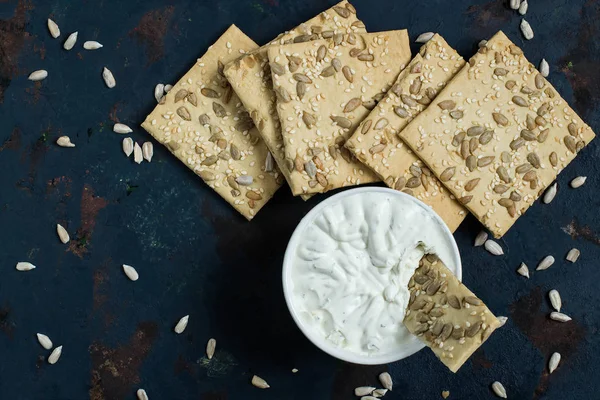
[0,0,599,399]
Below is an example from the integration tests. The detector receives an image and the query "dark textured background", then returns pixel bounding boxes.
[1,0,599,399]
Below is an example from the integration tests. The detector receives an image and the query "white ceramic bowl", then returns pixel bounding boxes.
[282,187,462,365]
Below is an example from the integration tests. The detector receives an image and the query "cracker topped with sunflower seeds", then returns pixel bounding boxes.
[224,1,365,196]
[268,30,411,195]
[405,254,500,373]
[345,34,466,231]
[141,25,283,220]
[397,31,595,238]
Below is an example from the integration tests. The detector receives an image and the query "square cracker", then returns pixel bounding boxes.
[345,34,466,232]
[141,25,283,221]
[224,1,365,197]
[397,31,595,238]
[268,30,411,195]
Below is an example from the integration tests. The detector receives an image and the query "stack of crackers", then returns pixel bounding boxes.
[142,1,595,239]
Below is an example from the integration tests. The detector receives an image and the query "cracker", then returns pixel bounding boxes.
[268,31,411,195]
[345,34,466,232]
[141,25,283,221]
[224,1,365,197]
[404,254,501,373]
[398,31,595,237]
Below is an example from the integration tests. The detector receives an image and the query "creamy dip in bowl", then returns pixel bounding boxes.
[282,187,462,364]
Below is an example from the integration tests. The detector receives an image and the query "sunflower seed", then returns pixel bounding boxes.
[518,0,528,14]
[492,112,508,126]
[549,352,561,373]
[492,381,507,398]
[513,95,528,107]
[510,137,525,150]
[478,156,495,167]
[510,0,521,9]
[549,289,561,312]
[56,136,75,148]
[344,98,361,113]
[63,31,78,50]
[48,345,63,364]
[516,163,532,174]
[83,40,103,50]
[174,315,189,334]
[474,231,488,247]
[564,135,577,153]
[102,67,116,88]
[536,255,555,271]
[374,118,389,131]
[358,53,374,62]
[122,264,139,281]
[484,240,503,256]
[133,143,143,164]
[465,178,480,192]
[293,73,312,83]
[539,58,549,77]
[361,397,378,400]
[355,387,375,396]
[438,100,456,110]
[497,316,508,327]
[394,107,409,118]
[37,333,53,350]
[566,248,580,263]
[549,152,558,167]
[378,372,393,390]
[550,312,571,322]
[517,263,530,278]
[372,388,388,397]
[415,32,434,43]
[494,67,509,77]
[570,176,586,188]
[538,128,549,143]
[235,175,253,186]
[28,70,48,81]
[520,19,534,40]
[164,84,172,92]
[142,142,153,162]
[137,389,149,400]
[47,18,60,38]
[542,183,557,204]
[206,338,216,359]
[466,155,477,171]
[16,262,36,271]
[330,115,352,129]
[55,223,70,244]
[119,138,133,158]
[459,196,473,205]
[333,5,350,17]
[409,79,422,95]
[153,83,164,103]
[440,167,455,182]
[252,375,270,389]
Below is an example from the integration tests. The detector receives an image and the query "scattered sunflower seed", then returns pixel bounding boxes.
[63,31,78,50]
[251,375,270,389]
[518,0,528,15]
[56,136,75,147]
[142,142,153,162]
[355,387,375,396]
[122,138,133,157]
[164,84,173,93]
[292,368,298,373]
[137,389,149,400]
[47,18,60,38]
[56,224,70,244]
[492,381,507,398]
[361,397,378,400]
[510,0,521,10]
[539,58,549,77]
[549,352,561,373]
[484,240,504,256]
[536,255,555,271]
[497,316,508,327]
[16,262,36,271]
[174,315,189,334]
[133,143,143,164]
[550,312,571,322]
[122,264,139,281]
[570,176,586,188]
[83,41,103,50]
[206,338,216,359]
[542,183,557,204]
[154,83,165,103]
[549,289,561,312]
[28,70,48,81]
[442,391,450,399]
[102,67,116,88]
[474,231,488,247]
[415,32,434,43]
[264,152,274,172]
[520,19,534,40]
[379,372,393,391]
[36,333,53,350]
[48,345,63,364]
[113,123,132,134]
[372,389,388,397]
[566,248,580,263]
[517,263,530,278]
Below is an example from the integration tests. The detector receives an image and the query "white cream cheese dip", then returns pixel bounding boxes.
[288,190,459,358]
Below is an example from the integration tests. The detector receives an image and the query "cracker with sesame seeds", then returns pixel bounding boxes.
[345,34,466,232]
[224,1,365,198]
[397,31,595,238]
[141,25,283,221]
[267,30,411,195]
[405,254,501,373]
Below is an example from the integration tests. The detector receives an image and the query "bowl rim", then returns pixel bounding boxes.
[281,186,462,365]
